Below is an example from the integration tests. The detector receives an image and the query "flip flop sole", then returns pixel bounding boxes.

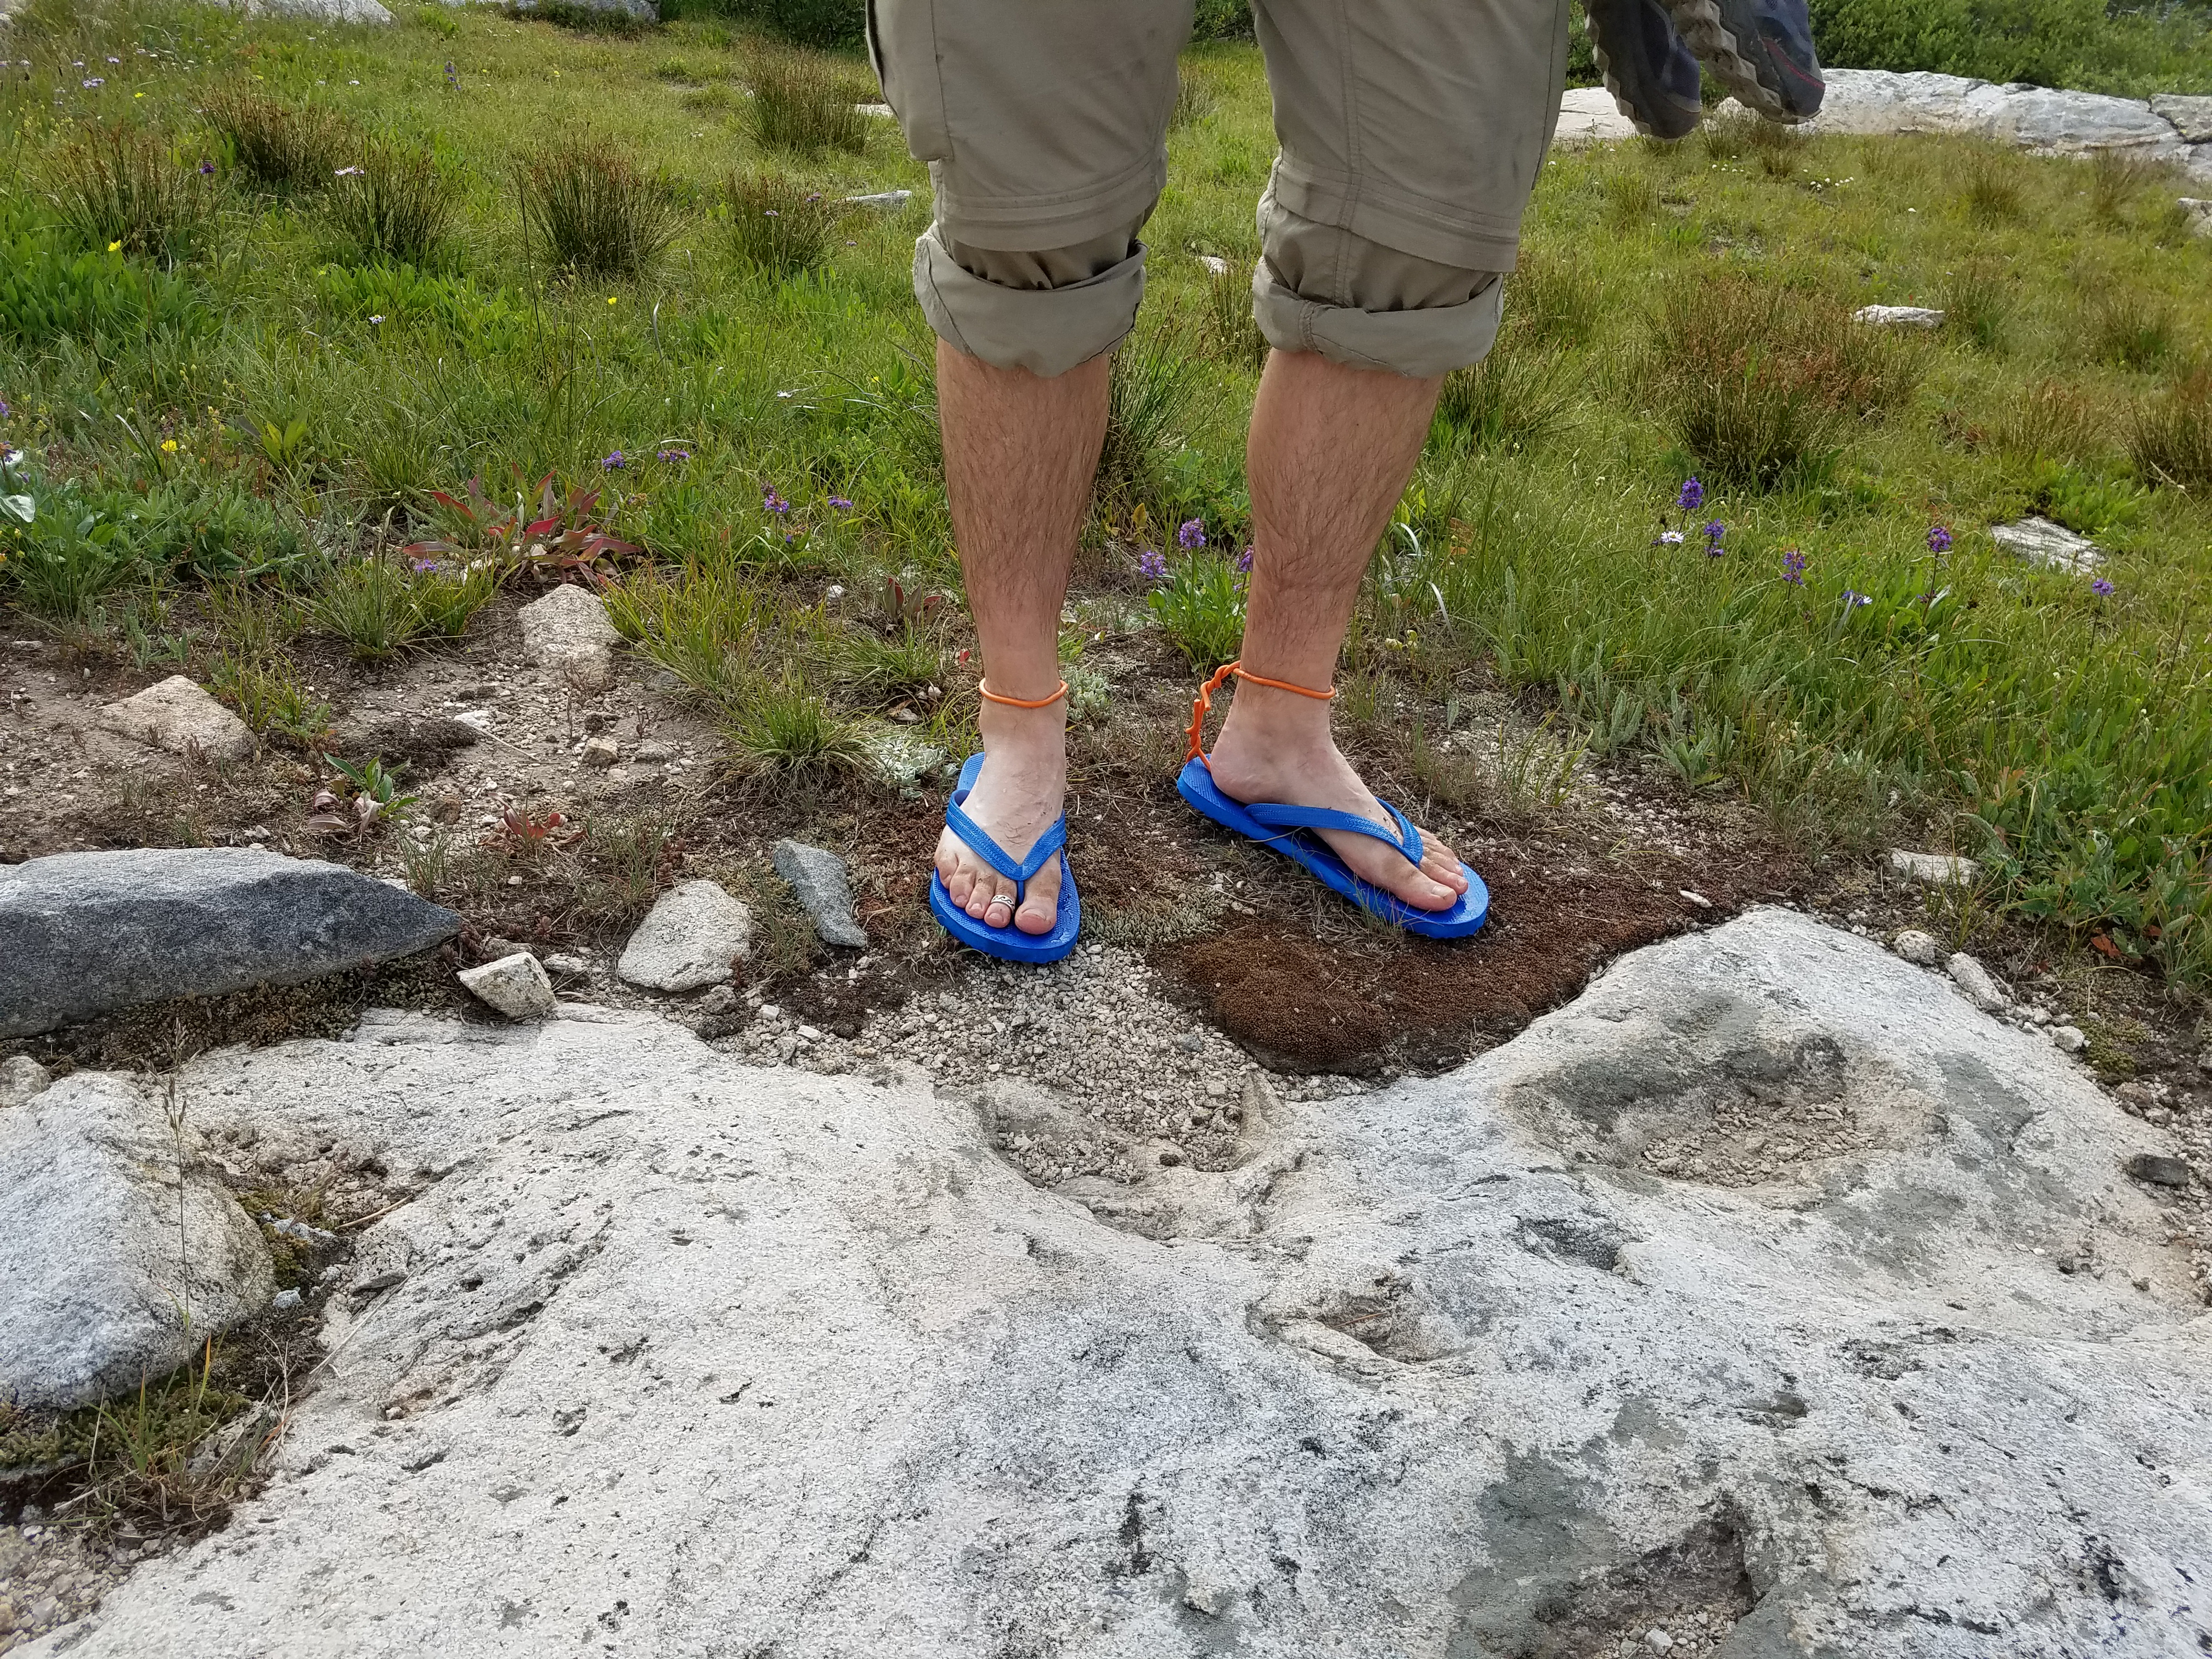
[929,753,1082,964]
[1177,758,1489,940]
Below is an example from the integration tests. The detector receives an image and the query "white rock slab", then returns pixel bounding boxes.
[1854,304,1945,328]
[518,583,620,692]
[1990,515,2105,573]
[1888,848,1980,885]
[1,1073,273,1410]
[1553,83,1639,147]
[23,910,2210,1658]
[239,0,393,19]
[2151,93,2212,145]
[1804,67,2188,158]
[457,951,556,1019]
[97,674,255,764]
[616,879,753,991]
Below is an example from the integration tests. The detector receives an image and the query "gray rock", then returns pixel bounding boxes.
[616,880,752,991]
[2125,1153,2191,1188]
[241,0,393,19]
[843,189,913,211]
[1553,83,1638,146]
[517,584,620,693]
[1803,68,2189,159]
[1,1054,54,1107]
[2152,93,2212,144]
[2179,198,2212,238]
[1888,848,1980,886]
[456,953,556,1020]
[1945,951,2007,1012]
[1854,304,1945,328]
[1889,928,1943,967]
[97,675,255,765]
[0,1073,273,1410]
[24,909,2212,1658]
[1990,515,2104,574]
[0,849,462,1039]
[2053,1024,2088,1054]
[579,736,619,768]
[772,839,868,948]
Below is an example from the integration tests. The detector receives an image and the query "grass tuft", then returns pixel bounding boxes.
[724,171,839,279]
[1941,255,2014,353]
[1099,326,1204,501]
[49,127,212,259]
[1197,255,1267,371]
[2128,366,2212,490]
[743,54,871,155]
[520,138,680,277]
[723,675,867,775]
[2089,291,2175,369]
[326,139,461,267]
[205,93,351,193]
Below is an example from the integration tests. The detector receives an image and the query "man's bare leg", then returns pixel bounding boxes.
[930,338,1109,934]
[1204,348,1471,911]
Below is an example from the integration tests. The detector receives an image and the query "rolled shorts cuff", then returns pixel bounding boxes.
[1252,269,1505,380]
[914,227,1146,379]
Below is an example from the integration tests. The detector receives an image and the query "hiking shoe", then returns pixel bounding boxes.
[1663,0,1825,123]
[1583,0,1706,142]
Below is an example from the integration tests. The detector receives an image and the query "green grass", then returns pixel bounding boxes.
[2,4,2210,985]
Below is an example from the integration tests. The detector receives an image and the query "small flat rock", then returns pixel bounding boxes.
[2125,1153,2191,1188]
[2152,94,2212,144]
[1,1054,54,1107]
[457,952,556,1020]
[772,839,868,949]
[1945,952,2008,1013]
[844,189,912,210]
[579,736,620,768]
[2053,1024,2088,1054]
[518,584,620,693]
[1854,304,1945,328]
[0,848,462,1038]
[2179,198,2212,237]
[0,1073,273,1410]
[1890,928,1944,967]
[1888,849,1980,886]
[1990,516,2104,573]
[618,880,753,992]
[1553,83,1638,146]
[97,675,255,764]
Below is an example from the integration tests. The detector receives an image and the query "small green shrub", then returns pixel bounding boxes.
[140,481,312,580]
[49,127,213,260]
[407,561,500,637]
[1147,551,1245,673]
[2128,367,2212,490]
[0,236,200,345]
[205,93,351,193]
[725,171,840,278]
[521,139,681,278]
[603,557,764,701]
[1192,0,1254,40]
[209,648,334,744]
[326,140,461,267]
[743,55,871,155]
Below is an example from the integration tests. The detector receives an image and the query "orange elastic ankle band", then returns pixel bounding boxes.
[1183,660,1335,768]
[978,679,1070,709]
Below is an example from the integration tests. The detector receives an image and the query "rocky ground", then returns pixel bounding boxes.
[5,910,2209,1657]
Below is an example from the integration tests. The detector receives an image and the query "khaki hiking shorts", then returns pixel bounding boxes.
[866,0,1571,379]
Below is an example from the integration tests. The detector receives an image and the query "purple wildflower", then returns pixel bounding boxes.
[1782,549,1807,585]
[1927,526,1952,554]
[410,557,443,574]
[1703,521,1725,556]
[763,487,790,515]
[0,398,9,419]
[198,157,214,175]
[827,495,853,511]
[1678,477,1703,512]
[1842,589,1871,611]
[1177,517,1205,550]
[1136,548,1169,581]
[602,450,625,470]
[1235,545,1254,574]
[2091,577,2115,597]
[82,77,103,88]
[444,60,459,89]
[656,447,691,464]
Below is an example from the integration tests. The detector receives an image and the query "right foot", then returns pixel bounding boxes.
[1662,0,1825,123]
[933,704,1067,936]
[1583,0,1707,142]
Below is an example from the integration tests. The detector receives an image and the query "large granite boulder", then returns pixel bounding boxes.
[1,1073,273,1410]
[0,848,461,1037]
[22,910,2206,1657]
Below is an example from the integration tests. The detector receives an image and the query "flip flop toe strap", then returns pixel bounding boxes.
[1244,798,1424,868]
[944,799,1067,905]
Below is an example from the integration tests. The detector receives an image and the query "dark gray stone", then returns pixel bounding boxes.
[771,840,868,949]
[0,848,461,1037]
[2126,1153,2192,1188]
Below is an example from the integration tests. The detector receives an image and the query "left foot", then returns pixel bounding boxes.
[1205,712,1469,913]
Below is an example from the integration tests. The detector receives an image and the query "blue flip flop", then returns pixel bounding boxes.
[1177,755,1489,939]
[929,753,1081,964]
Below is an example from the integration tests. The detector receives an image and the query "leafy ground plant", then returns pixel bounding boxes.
[1146,548,1246,672]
